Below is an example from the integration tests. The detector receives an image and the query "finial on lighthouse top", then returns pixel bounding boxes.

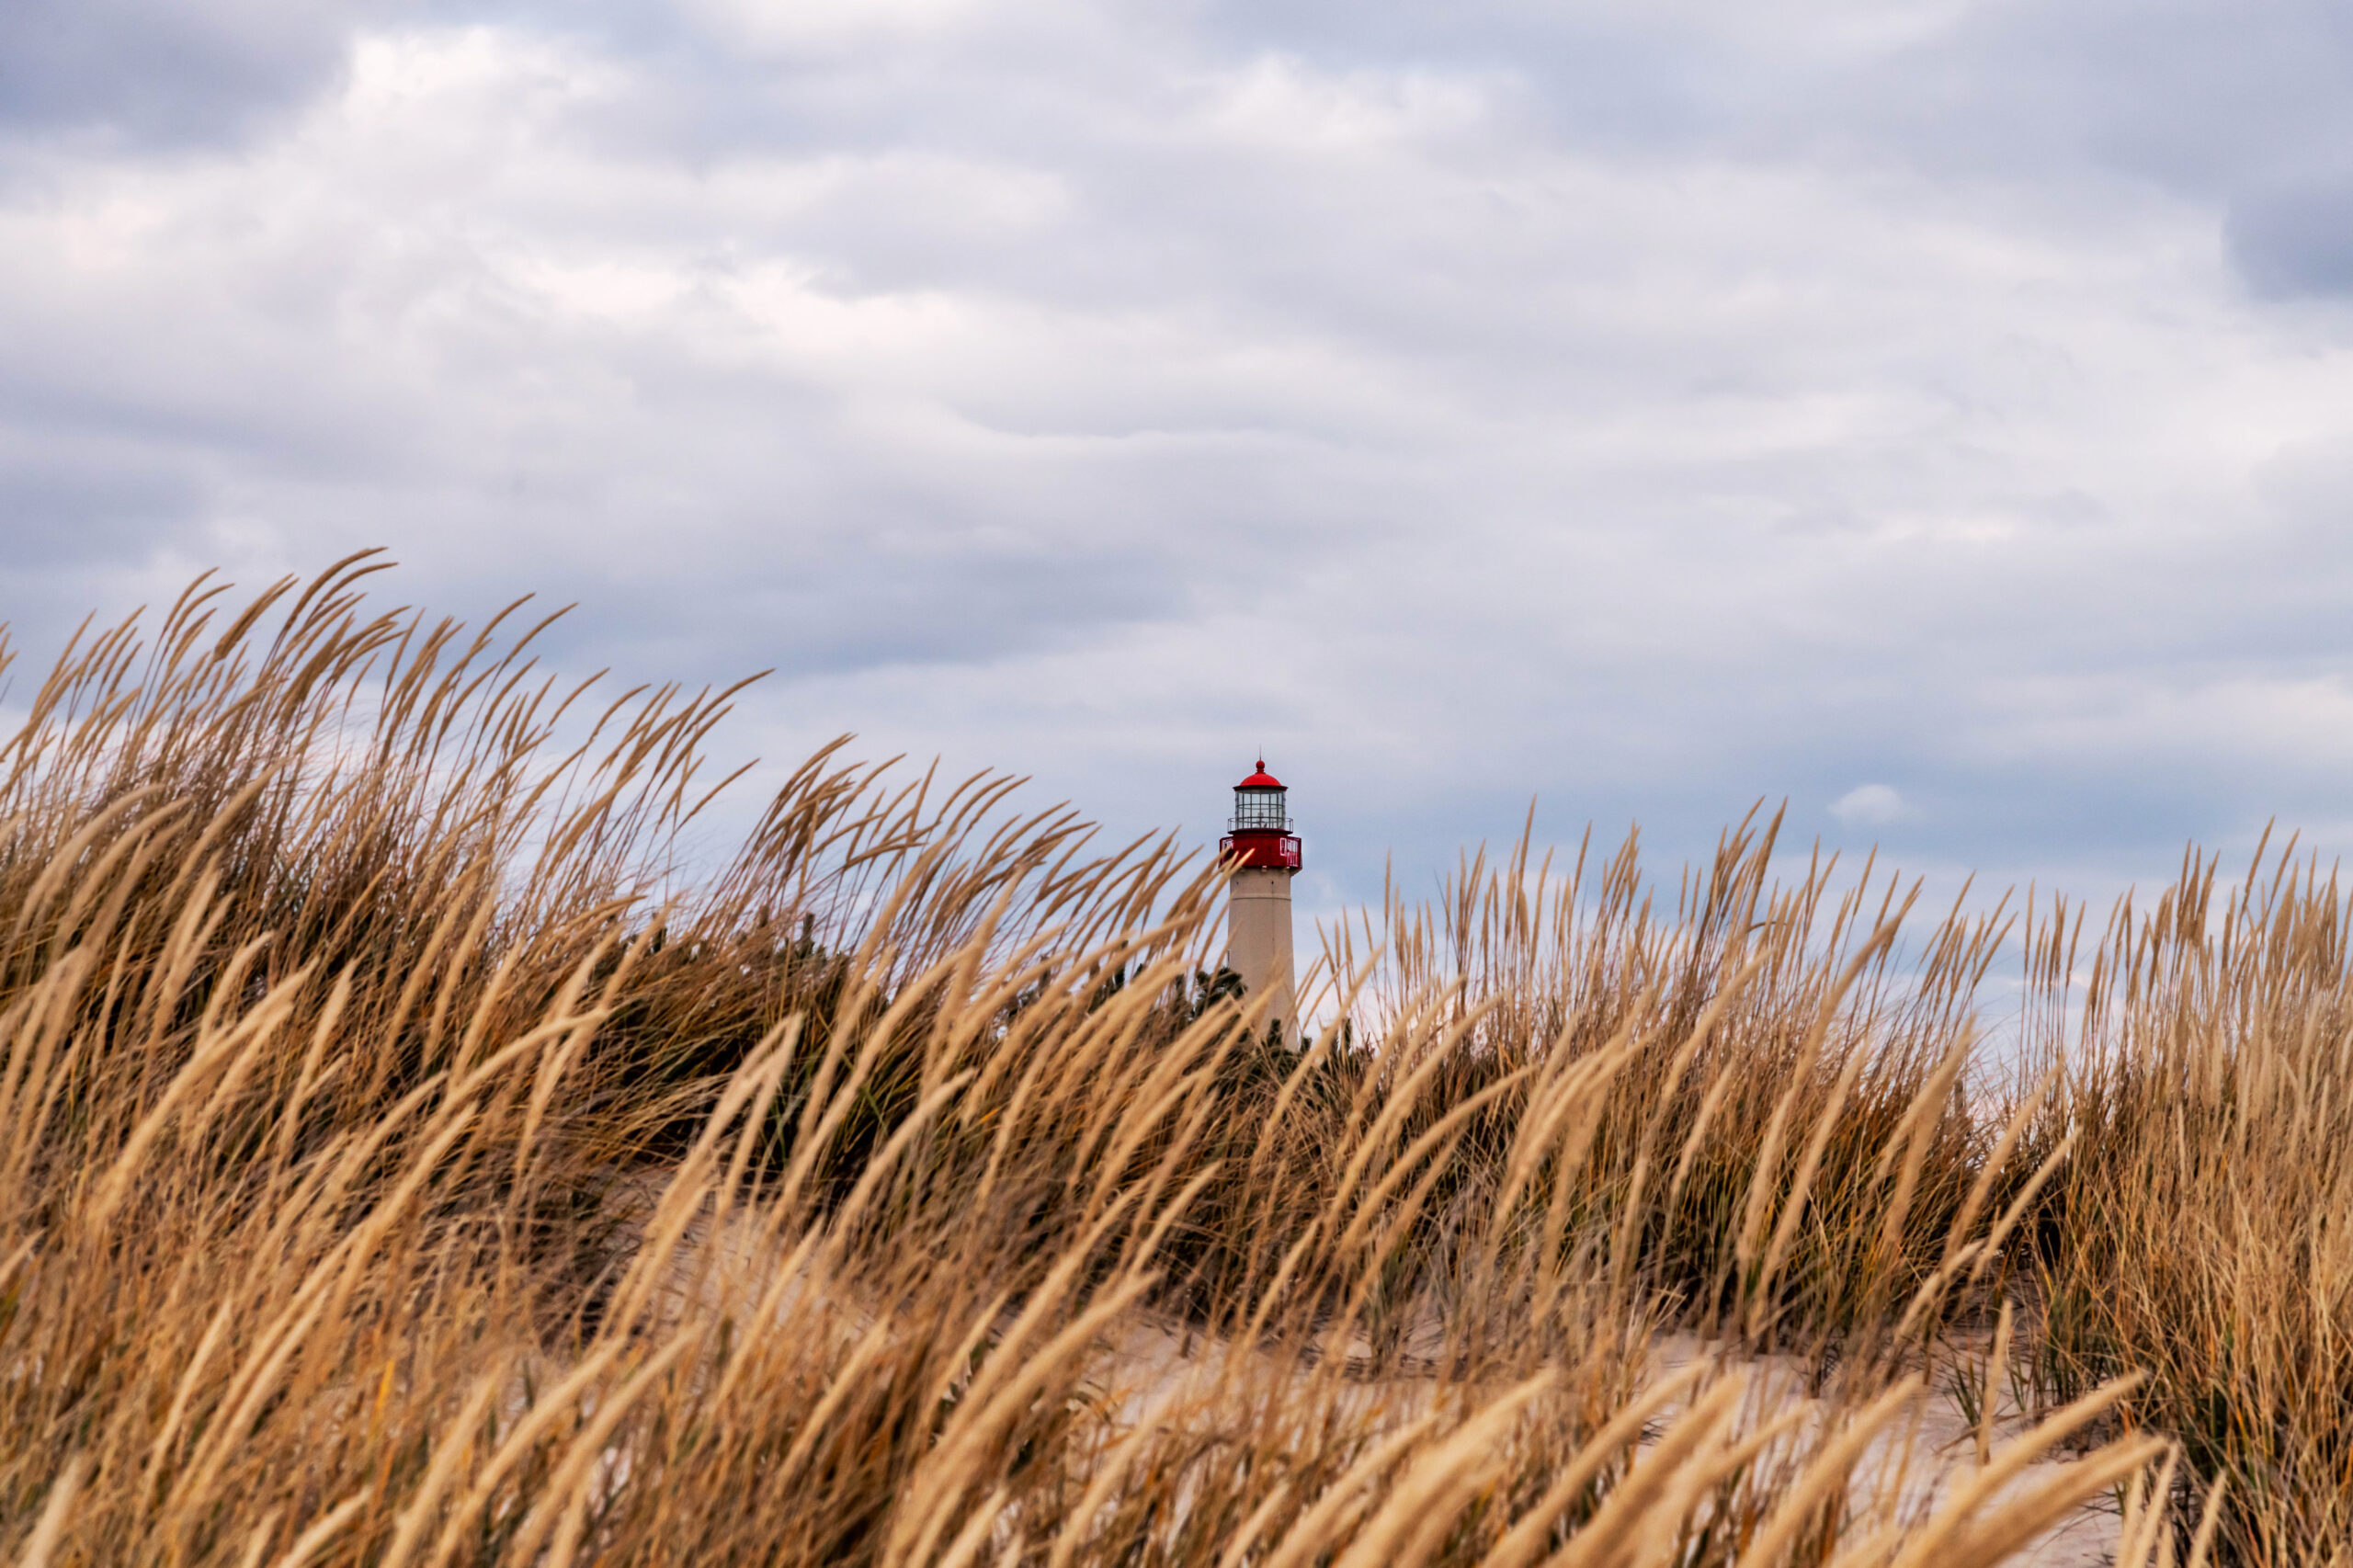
[1222,758,1302,869]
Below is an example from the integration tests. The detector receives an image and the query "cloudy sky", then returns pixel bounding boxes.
[5,0,2353,926]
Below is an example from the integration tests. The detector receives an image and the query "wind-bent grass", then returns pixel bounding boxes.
[2023,844,2353,1563]
[0,557,2259,1565]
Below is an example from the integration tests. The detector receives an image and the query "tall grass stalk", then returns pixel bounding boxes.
[0,563,2189,1564]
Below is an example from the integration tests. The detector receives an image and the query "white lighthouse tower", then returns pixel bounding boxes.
[1220,760,1302,1043]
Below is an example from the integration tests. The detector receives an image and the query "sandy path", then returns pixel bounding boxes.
[635,1192,2123,1564]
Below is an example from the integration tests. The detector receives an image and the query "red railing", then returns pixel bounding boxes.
[1220,831,1302,870]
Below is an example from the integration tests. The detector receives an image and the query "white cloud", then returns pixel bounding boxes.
[679,0,995,55]
[1831,784,1907,827]
[3,2,2353,915]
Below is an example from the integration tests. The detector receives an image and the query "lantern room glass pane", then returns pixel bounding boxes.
[1233,788,1287,832]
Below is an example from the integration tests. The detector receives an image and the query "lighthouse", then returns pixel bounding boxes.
[1220,760,1302,1043]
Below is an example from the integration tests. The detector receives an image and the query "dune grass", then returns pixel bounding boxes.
[0,555,2311,1564]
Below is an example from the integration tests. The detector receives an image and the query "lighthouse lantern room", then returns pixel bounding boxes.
[1221,760,1301,1042]
[1221,762,1303,868]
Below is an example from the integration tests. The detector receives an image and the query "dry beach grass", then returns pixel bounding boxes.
[0,556,2325,1563]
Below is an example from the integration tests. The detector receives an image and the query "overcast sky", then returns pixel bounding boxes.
[5,0,2353,930]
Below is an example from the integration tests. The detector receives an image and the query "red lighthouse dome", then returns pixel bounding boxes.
[1221,758,1302,871]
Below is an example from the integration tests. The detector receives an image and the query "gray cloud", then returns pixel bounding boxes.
[2228,170,2353,300]
[0,0,381,143]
